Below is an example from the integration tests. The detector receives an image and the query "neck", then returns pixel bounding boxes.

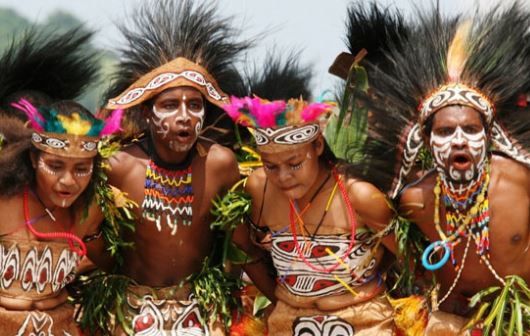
[294,162,331,207]
[439,162,488,197]
[149,134,195,170]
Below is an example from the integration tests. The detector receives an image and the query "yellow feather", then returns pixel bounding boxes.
[57,113,92,135]
[447,20,472,82]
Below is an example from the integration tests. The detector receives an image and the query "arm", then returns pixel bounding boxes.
[349,179,397,254]
[232,170,277,303]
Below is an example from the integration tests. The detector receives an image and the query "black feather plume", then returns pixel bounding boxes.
[105,0,252,141]
[0,27,98,119]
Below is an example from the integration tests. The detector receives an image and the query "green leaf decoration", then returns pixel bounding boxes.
[465,275,530,335]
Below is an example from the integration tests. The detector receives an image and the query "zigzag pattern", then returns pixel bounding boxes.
[141,160,194,235]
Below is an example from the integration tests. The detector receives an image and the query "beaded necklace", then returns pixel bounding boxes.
[288,169,357,273]
[439,166,490,261]
[422,165,490,271]
[141,139,194,235]
[23,186,86,256]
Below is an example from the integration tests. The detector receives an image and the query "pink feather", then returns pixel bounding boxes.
[11,98,45,132]
[248,97,285,128]
[223,96,285,128]
[223,96,247,124]
[99,109,123,136]
[301,103,331,122]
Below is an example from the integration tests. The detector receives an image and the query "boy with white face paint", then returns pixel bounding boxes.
[80,1,252,334]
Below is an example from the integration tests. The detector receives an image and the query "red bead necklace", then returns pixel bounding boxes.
[288,169,357,273]
[23,186,87,256]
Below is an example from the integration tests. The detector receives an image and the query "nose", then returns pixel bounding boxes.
[277,167,294,185]
[451,128,467,148]
[174,106,191,124]
[58,170,76,187]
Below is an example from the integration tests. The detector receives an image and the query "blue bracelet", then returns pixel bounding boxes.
[422,240,450,271]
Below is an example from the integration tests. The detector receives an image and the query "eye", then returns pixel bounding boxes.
[263,164,277,172]
[162,103,178,111]
[289,161,304,170]
[434,127,454,136]
[188,100,203,111]
[462,125,482,134]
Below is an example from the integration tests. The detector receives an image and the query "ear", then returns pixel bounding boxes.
[30,151,38,169]
[314,135,325,156]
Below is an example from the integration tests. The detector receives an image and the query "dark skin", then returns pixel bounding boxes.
[86,87,240,286]
[237,136,395,311]
[400,105,530,315]
[0,152,96,310]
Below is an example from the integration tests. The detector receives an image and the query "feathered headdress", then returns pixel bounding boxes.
[0,26,98,118]
[104,0,250,140]
[329,1,408,79]
[345,3,530,198]
[12,99,122,158]
[223,97,332,153]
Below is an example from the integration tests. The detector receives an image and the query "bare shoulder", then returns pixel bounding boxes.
[399,170,436,221]
[347,177,387,208]
[491,153,530,184]
[346,176,391,224]
[202,143,239,189]
[245,168,267,198]
[205,143,238,169]
[107,143,146,178]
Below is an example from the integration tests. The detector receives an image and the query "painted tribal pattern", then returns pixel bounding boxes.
[252,124,320,146]
[430,126,487,182]
[130,294,209,336]
[142,161,193,235]
[111,70,224,107]
[0,244,78,294]
[271,231,377,297]
[16,311,73,336]
[292,315,355,336]
[420,83,494,124]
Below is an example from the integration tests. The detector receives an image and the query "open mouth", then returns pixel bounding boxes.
[56,190,74,199]
[175,130,193,142]
[451,153,472,170]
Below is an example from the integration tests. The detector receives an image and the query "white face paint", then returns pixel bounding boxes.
[430,126,487,182]
[38,158,58,175]
[152,93,205,153]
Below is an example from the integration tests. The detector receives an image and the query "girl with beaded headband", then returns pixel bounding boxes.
[0,99,122,335]
[345,2,530,334]
[223,86,398,334]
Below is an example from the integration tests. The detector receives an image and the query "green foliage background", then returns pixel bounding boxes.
[0,8,117,112]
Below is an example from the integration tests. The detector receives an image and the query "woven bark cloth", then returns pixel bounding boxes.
[112,283,225,336]
[0,304,80,335]
[268,294,395,336]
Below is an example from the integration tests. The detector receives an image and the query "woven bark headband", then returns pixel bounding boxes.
[223,96,332,153]
[106,57,229,110]
[12,99,122,158]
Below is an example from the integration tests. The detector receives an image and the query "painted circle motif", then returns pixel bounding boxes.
[45,138,67,149]
[82,141,97,152]
[292,315,355,336]
[274,124,320,145]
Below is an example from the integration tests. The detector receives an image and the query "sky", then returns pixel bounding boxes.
[0,0,514,96]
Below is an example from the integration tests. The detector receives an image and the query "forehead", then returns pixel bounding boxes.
[154,86,203,102]
[432,105,483,127]
[260,144,310,163]
[40,152,93,165]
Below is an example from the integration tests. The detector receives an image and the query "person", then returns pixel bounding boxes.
[0,99,121,335]
[222,94,397,335]
[81,1,252,334]
[349,3,530,334]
